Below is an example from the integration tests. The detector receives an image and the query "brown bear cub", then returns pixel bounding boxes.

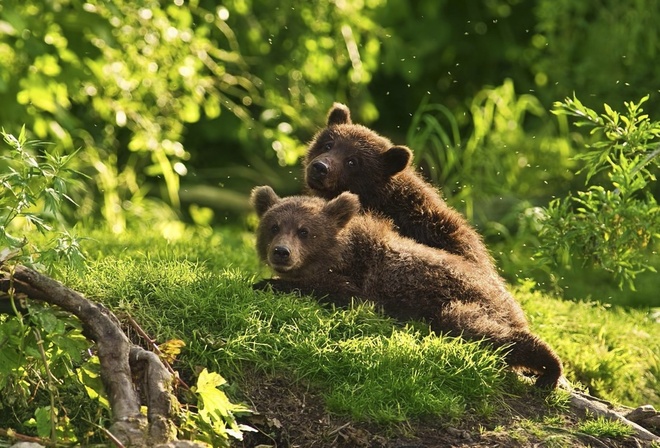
[304,103,493,270]
[251,186,563,389]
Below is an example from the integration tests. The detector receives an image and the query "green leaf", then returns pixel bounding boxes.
[33,406,54,439]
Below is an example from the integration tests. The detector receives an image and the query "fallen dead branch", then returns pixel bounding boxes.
[562,379,660,442]
[0,264,202,447]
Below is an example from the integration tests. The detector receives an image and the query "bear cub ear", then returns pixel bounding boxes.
[323,192,360,228]
[251,185,281,217]
[327,103,352,126]
[382,146,412,177]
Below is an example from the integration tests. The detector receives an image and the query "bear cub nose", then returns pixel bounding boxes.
[272,245,290,261]
[311,161,329,177]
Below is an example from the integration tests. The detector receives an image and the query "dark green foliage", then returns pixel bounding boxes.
[532,0,660,112]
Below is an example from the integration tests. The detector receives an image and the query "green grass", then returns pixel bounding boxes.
[577,415,635,439]
[517,281,660,407]
[62,226,510,424]
[7,224,660,439]
[65,226,660,413]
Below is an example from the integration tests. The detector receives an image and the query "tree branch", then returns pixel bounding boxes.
[568,389,659,442]
[0,264,203,447]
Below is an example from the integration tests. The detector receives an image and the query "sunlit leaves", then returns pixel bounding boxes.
[221,0,384,165]
[183,368,255,446]
[159,338,186,365]
[539,96,660,288]
[0,128,85,272]
[0,0,260,228]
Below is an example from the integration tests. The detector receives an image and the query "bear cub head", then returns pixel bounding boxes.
[251,185,360,279]
[304,103,413,199]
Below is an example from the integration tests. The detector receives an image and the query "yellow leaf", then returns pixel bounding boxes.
[159,339,186,364]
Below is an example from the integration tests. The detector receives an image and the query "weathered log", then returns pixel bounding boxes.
[568,389,660,442]
[0,264,200,447]
[129,347,177,443]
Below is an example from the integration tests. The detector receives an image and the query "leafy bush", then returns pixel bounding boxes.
[538,96,660,288]
[0,127,84,271]
[407,85,660,295]
[1,128,97,444]
[179,0,390,208]
[0,0,259,229]
[0,130,253,445]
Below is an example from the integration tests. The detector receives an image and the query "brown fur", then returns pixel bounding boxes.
[304,103,494,270]
[251,186,564,389]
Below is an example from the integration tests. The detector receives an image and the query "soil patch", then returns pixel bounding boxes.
[236,373,653,448]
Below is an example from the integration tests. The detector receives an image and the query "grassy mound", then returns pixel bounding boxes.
[71,226,659,410]
[68,227,511,424]
[3,225,658,445]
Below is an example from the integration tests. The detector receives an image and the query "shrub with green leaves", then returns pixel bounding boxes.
[538,95,660,288]
[0,127,84,271]
[0,130,253,445]
[1,128,96,445]
[0,0,260,230]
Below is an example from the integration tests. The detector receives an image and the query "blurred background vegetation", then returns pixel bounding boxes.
[1,0,659,306]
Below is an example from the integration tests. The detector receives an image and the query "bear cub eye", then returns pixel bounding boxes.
[322,141,333,151]
[346,157,358,168]
[297,228,309,238]
[270,224,280,234]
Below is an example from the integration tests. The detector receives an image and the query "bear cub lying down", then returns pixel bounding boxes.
[251,186,563,389]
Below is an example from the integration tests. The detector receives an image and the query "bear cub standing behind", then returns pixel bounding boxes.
[251,186,563,389]
[305,103,493,271]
